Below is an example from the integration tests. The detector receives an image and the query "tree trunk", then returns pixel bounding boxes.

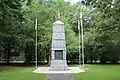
[7,43,10,64]
[48,53,51,66]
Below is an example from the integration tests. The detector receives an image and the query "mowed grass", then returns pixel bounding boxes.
[0,66,46,80]
[74,64,120,80]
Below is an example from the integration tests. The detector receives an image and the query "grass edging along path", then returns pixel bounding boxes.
[0,67,46,80]
[73,64,120,80]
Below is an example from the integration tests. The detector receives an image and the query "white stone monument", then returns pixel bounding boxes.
[50,9,68,71]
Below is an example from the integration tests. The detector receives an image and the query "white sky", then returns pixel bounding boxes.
[65,0,81,4]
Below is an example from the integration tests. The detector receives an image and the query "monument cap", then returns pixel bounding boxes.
[53,20,64,24]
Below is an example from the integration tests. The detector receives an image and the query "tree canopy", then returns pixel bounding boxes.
[0,0,120,64]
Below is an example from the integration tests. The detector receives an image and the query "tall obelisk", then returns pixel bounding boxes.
[50,9,68,71]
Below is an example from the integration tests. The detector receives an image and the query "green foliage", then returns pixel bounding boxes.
[0,0,24,62]
[86,0,120,63]
[0,0,79,63]
[0,0,120,64]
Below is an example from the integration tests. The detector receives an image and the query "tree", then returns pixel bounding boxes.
[88,0,120,63]
[0,0,24,63]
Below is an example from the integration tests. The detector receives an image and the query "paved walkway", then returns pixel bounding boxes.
[47,73,74,80]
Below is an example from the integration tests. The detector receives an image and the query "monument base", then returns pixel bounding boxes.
[50,60,68,71]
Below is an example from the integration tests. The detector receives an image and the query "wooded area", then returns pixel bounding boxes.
[0,0,120,64]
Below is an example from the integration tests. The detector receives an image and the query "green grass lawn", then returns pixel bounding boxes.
[0,66,46,80]
[74,64,120,80]
[1,65,120,80]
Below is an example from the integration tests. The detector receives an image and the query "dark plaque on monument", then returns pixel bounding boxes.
[55,50,63,60]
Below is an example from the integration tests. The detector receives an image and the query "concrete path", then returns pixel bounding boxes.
[47,73,74,80]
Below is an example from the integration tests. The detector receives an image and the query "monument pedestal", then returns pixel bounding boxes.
[50,60,67,71]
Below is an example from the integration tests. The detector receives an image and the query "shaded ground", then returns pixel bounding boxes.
[0,67,10,72]
[47,73,74,80]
